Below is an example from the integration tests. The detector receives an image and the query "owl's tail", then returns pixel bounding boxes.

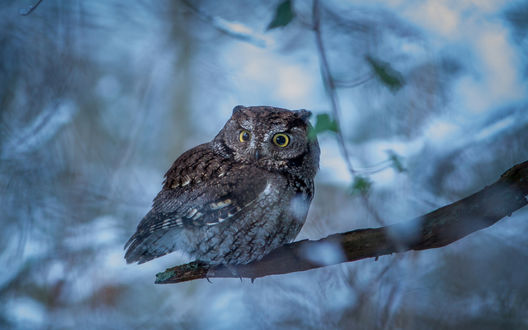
[124,229,176,264]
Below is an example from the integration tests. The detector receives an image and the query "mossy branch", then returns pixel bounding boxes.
[155,161,528,284]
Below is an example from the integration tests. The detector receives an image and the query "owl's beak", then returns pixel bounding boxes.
[254,149,261,161]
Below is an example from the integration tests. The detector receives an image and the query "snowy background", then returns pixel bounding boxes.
[1,0,528,329]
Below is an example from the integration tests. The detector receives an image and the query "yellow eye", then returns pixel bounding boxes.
[272,133,290,147]
[239,130,251,142]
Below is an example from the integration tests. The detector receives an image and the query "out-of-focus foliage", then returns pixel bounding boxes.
[308,113,338,140]
[387,150,406,173]
[348,175,373,195]
[1,0,528,329]
[365,55,405,92]
[266,0,295,30]
[504,3,528,39]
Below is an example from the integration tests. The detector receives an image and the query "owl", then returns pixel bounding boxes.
[124,105,320,265]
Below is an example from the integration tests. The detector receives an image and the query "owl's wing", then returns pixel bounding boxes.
[154,165,269,228]
[124,165,270,264]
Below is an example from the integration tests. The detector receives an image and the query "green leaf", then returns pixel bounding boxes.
[308,113,339,140]
[348,176,373,195]
[365,55,405,92]
[267,0,295,30]
[387,150,406,173]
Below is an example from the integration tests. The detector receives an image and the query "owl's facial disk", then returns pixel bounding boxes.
[216,106,314,169]
[233,126,302,163]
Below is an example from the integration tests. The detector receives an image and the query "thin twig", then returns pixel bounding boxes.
[312,0,356,175]
[361,194,387,226]
[20,0,44,16]
[312,0,389,228]
[311,1,398,180]
[334,73,374,88]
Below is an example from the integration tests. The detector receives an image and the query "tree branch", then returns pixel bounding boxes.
[155,160,528,284]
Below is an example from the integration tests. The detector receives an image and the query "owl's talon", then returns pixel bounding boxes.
[225,264,243,282]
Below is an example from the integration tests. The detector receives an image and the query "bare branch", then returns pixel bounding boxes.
[155,160,528,284]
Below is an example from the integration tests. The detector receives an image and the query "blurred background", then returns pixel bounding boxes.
[1,0,528,328]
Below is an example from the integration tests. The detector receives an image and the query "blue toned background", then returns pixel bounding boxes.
[1,0,528,329]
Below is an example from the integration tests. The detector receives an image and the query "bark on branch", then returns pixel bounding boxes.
[155,161,528,284]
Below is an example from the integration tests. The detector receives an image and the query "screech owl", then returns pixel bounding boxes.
[124,105,320,265]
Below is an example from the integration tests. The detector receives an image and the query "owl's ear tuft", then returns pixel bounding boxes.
[296,109,312,121]
[232,105,246,114]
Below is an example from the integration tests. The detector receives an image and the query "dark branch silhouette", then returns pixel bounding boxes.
[155,160,528,284]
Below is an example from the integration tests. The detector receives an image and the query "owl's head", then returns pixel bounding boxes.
[213,105,320,174]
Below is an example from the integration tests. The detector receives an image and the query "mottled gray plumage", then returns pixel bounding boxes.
[124,105,320,265]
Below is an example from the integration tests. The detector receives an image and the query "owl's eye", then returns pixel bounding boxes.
[272,133,290,147]
[239,130,251,142]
